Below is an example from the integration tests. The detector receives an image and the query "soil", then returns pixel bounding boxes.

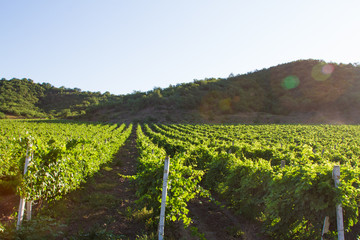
[187,197,268,240]
[0,128,145,239]
[0,194,18,226]
[45,127,145,238]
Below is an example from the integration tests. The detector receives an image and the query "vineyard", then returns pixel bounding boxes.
[1,120,360,239]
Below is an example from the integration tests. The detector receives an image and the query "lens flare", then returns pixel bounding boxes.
[322,64,334,75]
[312,63,334,81]
[219,98,231,112]
[282,75,300,90]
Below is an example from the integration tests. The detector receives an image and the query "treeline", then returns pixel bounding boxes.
[2,59,360,121]
[87,59,360,120]
[0,78,122,119]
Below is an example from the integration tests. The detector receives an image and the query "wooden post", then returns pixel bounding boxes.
[16,199,26,230]
[26,201,32,220]
[332,166,345,240]
[321,216,330,240]
[17,146,32,230]
[281,160,285,169]
[158,157,170,240]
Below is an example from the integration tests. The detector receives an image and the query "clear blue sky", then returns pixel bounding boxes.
[1,0,359,95]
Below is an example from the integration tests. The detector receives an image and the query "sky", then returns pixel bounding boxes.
[1,0,360,95]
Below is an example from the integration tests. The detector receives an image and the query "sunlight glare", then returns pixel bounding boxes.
[322,64,334,75]
[311,63,334,81]
[282,75,300,90]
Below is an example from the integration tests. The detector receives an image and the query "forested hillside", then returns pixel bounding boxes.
[0,78,121,119]
[1,59,360,123]
[86,59,360,123]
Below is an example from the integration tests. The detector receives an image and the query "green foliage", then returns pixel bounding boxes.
[264,164,335,239]
[0,120,131,202]
[135,232,157,240]
[0,111,6,119]
[138,123,360,239]
[0,216,65,240]
[135,125,205,227]
[3,120,360,239]
[82,59,360,123]
[3,60,360,122]
[203,152,238,191]
[0,78,122,119]
[221,158,273,219]
[73,227,125,240]
[190,226,206,240]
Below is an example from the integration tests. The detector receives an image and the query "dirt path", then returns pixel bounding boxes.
[187,197,269,240]
[0,194,18,227]
[38,127,144,238]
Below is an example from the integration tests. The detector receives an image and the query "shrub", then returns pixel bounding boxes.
[0,112,6,119]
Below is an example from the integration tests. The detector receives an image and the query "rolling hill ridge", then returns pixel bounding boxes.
[1,59,360,123]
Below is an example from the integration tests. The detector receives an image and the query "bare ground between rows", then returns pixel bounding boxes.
[0,194,18,227]
[0,128,146,239]
[186,197,269,240]
[43,127,144,238]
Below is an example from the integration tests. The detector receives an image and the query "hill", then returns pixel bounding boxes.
[85,59,360,123]
[0,78,121,119]
[1,59,360,123]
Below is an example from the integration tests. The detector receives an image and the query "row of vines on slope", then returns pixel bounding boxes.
[2,121,360,239]
[0,120,132,202]
[134,125,207,226]
[141,123,360,239]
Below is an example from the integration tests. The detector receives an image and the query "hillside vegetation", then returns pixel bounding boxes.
[0,79,121,119]
[1,59,360,123]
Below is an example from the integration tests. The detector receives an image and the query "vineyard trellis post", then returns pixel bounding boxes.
[321,216,330,240]
[332,165,344,240]
[158,156,170,240]
[281,160,285,168]
[17,145,33,230]
[26,200,32,220]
